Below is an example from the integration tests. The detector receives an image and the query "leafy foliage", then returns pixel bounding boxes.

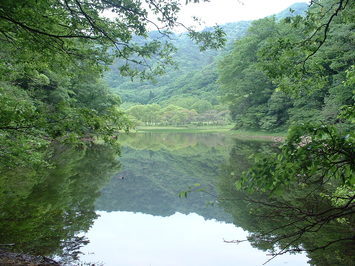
[218,0,354,130]
[0,0,227,167]
[218,137,354,265]
[126,103,230,126]
[215,1,355,262]
[218,17,285,130]
[239,122,354,193]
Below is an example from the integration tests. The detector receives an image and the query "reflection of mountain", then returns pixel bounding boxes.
[96,133,233,221]
[96,133,265,223]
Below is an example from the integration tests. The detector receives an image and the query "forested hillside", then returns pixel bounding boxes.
[105,21,250,105]
[105,21,250,126]
[1,1,353,263]
[218,2,354,131]
[105,2,308,127]
[0,0,226,171]
[218,0,354,261]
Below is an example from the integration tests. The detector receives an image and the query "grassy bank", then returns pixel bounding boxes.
[133,125,287,141]
[135,125,234,133]
[228,130,286,141]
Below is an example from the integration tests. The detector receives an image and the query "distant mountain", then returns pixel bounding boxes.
[275,2,308,19]
[105,3,308,109]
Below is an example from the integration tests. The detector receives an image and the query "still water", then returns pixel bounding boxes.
[80,211,307,266]
[79,133,308,265]
[0,133,312,265]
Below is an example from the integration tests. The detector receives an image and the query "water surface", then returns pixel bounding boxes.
[79,133,308,265]
[0,133,313,265]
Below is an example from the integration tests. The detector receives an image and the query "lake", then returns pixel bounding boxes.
[0,132,316,265]
[80,133,308,265]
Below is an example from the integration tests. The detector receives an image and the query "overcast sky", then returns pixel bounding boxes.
[178,0,307,28]
[102,1,308,32]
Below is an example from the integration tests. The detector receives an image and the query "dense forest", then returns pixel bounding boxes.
[106,1,354,132]
[0,0,225,171]
[0,0,354,264]
[216,0,355,261]
[105,3,309,127]
[218,3,354,131]
[104,21,251,126]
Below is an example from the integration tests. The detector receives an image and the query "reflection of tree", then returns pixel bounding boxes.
[0,144,120,263]
[97,146,230,221]
[218,140,354,265]
[97,134,242,222]
[119,132,234,151]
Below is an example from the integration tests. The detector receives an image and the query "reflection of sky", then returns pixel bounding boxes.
[80,211,309,266]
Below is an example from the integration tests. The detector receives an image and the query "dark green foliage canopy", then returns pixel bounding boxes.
[103,3,310,127]
[218,17,285,130]
[218,134,354,265]
[0,0,227,168]
[104,21,251,104]
[215,0,355,262]
[218,0,354,131]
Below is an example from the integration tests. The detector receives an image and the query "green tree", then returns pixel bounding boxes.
[258,0,354,124]
[218,0,354,130]
[0,0,226,169]
[218,137,354,265]
[218,18,286,130]
[217,1,355,262]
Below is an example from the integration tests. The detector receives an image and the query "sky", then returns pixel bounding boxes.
[178,0,307,28]
[101,1,308,32]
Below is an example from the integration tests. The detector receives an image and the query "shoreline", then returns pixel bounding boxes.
[0,249,59,265]
[129,126,286,141]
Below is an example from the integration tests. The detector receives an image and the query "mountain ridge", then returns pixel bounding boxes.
[105,2,309,110]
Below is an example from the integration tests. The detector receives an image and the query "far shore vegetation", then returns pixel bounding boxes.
[131,125,287,140]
